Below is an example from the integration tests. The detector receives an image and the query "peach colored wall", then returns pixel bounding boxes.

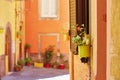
[110,0,120,79]
[25,0,69,54]
[96,0,107,80]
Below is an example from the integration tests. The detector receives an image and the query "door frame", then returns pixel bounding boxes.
[107,0,111,79]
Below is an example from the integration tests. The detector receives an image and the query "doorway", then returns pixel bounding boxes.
[5,26,12,72]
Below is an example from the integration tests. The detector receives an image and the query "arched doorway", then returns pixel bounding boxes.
[5,25,12,72]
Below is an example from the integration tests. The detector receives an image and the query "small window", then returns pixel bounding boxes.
[39,0,59,19]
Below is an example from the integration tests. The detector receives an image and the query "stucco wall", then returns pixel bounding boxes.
[110,0,120,79]
[25,0,69,54]
[0,0,16,76]
[0,0,25,75]
[0,1,15,55]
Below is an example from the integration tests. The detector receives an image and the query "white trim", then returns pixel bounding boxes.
[38,0,59,20]
[38,33,60,58]
[107,0,111,80]
[90,0,97,78]
[94,0,97,77]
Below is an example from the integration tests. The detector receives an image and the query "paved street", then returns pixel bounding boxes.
[1,66,69,80]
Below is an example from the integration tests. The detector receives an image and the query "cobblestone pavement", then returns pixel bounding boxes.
[1,66,69,80]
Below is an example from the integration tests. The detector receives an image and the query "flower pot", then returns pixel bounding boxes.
[26,62,31,66]
[78,45,90,58]
[53,65,58,69]
[44,63,51,68]
[19,65,24,69]
[14,66,20,72]
[59,64,65,69]
[34,62,43,68]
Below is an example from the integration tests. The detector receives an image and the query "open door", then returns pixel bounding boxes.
[69,0,90,80]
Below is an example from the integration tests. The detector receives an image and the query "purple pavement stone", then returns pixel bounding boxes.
[1,66,69,80]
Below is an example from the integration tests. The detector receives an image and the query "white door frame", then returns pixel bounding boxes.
[38,33,60,58]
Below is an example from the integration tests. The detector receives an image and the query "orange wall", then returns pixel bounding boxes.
[25,0,69,54]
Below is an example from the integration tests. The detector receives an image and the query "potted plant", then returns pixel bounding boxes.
[25,58,32,66]
[25,43,31,53]
[17,59,25,69]
[51,61,59,69]
[72,24,90,63]
[63,60,69,69]
[16,31,22,38]
[57,53,65,69]
[14,65,21,72]
[44,45,54,68]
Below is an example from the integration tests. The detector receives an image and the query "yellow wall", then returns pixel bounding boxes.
[110,0,120,79]
[0,1,25,74]
[15,1,25,62]
[0,1,15,55]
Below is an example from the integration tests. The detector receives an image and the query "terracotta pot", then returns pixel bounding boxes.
[53,65,58,69]
[20,65,23,69]
[14,67,20,72]
[26,62,31,66]
[78,45,90,58]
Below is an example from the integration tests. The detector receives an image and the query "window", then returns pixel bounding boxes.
[39,0,59,19]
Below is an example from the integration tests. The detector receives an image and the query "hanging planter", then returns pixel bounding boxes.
[78,45,90,63]
[63,34,69,41]
[61,23,70,41]
[16,31,22,39]
[78,45,90,58]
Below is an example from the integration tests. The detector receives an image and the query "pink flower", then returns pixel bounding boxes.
[77,26,81,31]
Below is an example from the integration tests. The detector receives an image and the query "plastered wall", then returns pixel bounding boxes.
[0,1,15,55]
[25,0,69,54]
[110,0,120,79]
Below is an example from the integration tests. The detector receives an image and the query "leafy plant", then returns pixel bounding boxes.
[44,45,54,63]
[25,43,31,49]
[51,61,59,68]
[17,59,25,66]
[14,65,21,72]
[25,58,32,66]
[72,24,90,46]
[25,58,31,63]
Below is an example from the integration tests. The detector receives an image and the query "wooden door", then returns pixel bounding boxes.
[5,27,12,72]
[69,0,90,80]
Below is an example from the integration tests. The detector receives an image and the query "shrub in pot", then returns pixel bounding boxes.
[17,59,25,69]
[51,61,59,69]
[14,65,21,72]
[44,45,54,68]
[25,43,31,53]
[25,58,32,66]
[63,60,69,69]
